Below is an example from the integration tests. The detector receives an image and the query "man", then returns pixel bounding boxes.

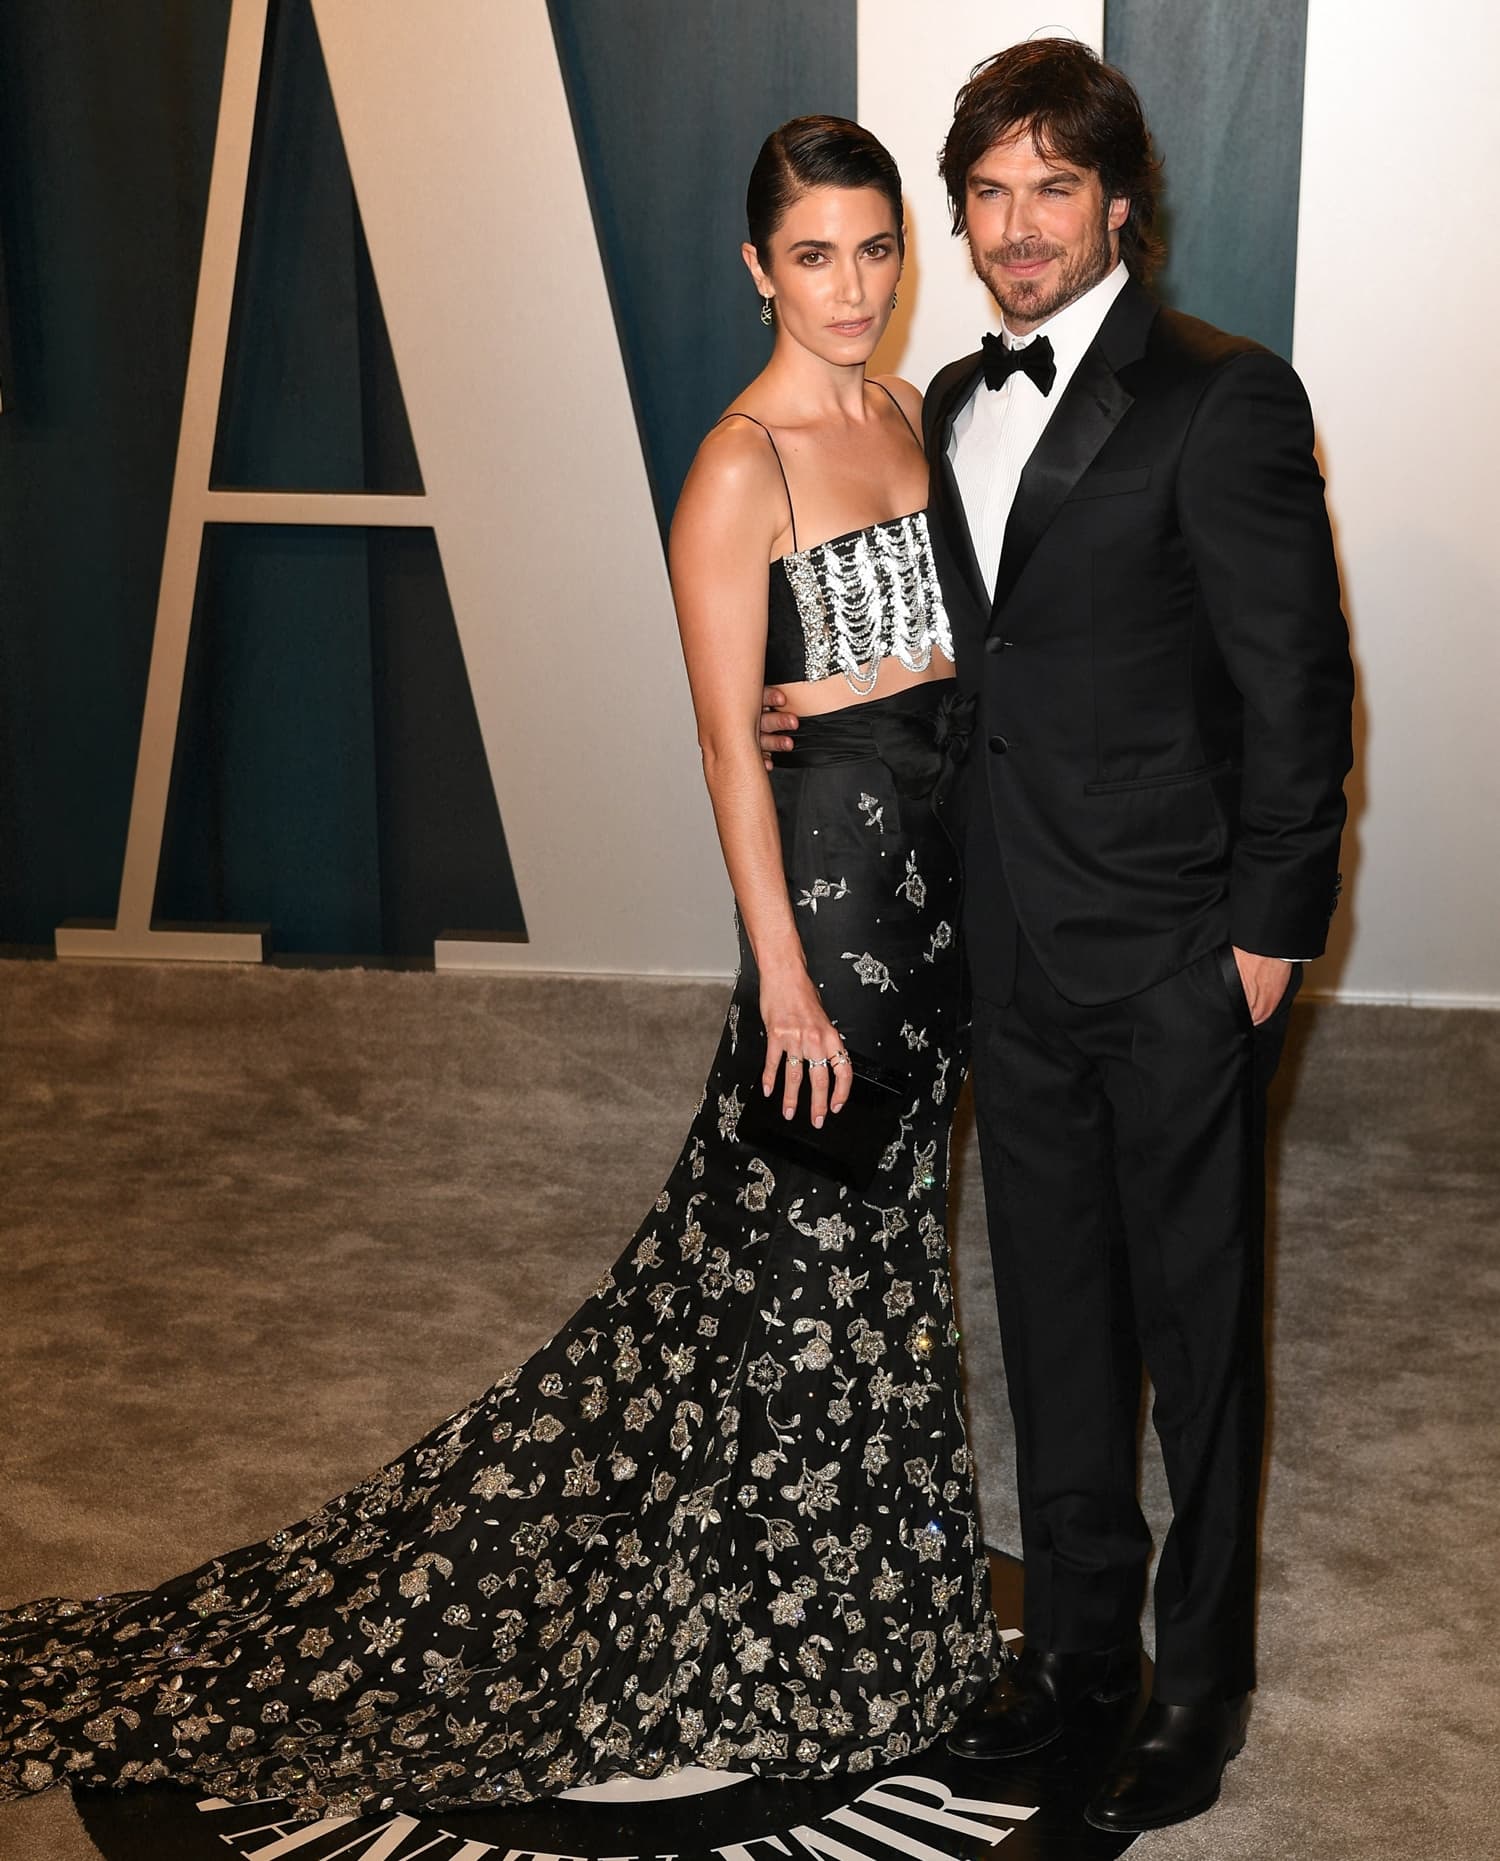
[763,38,1354,1835]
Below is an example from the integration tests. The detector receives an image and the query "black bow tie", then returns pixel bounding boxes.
[981,331,1056,396]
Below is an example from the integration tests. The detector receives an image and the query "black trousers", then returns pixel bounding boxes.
[970,931,1300,1704]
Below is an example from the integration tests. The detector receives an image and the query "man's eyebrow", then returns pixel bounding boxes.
[968,166,1084,189]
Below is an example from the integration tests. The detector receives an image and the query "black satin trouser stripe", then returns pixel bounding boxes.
[971,938,1301,1702]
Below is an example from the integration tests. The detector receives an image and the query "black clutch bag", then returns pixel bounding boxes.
[736,1049,908,1191]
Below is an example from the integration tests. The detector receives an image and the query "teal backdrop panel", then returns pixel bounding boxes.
[549,0,857,535]
[0,0,519,954]
[1104,0,1308,358]
[0,1,230,948]
[0,2,859,954]
[153,0,521,953]
[157,0,385,953]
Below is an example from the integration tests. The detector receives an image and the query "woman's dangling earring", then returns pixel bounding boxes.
[891,290,899,309]
[760,295,774,327]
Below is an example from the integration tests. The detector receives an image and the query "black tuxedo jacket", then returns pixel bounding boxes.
[924,277,1355,1005]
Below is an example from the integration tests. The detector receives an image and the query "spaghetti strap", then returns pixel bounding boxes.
[713,412,797,552]
[870,379,924,451]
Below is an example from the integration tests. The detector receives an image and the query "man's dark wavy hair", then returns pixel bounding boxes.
[938,38,1165,281]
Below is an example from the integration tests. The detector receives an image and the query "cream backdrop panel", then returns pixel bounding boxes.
[861,5,1104,391]
[314,3,1107,978]
[1294,0,1500,1006]
[314,0,732,975]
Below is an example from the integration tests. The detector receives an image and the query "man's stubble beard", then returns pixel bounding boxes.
[973,203,1116,329]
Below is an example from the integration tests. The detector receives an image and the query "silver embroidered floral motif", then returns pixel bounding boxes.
[843,951,899,992]
[922,922,953,964]
[897,853,926,909]
[797,877,849,914]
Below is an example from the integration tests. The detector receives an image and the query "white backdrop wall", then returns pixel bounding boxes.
[1292,0,1500,1005]
[316,0,732,976]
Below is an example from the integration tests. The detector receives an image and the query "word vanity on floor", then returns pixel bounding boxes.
[194,1773,1038,1861]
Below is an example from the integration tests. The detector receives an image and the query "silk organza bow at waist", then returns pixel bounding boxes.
[771,685,977,802]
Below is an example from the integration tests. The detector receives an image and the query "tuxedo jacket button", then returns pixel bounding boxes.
[987,735,1009,755]
[985,635,1014,654]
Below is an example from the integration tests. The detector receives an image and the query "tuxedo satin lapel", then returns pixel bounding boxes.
[934,353,986,456]
[936,455,989,630]
[930,357,989,626]
[989,344,1133,622]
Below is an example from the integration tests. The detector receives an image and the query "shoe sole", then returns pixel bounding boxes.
[1081,1739,1245,1834]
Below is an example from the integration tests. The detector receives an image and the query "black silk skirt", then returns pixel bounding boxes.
[0,680,996,1822]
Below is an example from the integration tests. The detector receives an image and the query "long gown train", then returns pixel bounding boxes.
[0,681,998,1823]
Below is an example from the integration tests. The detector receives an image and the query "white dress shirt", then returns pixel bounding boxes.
[948,262,1129,599]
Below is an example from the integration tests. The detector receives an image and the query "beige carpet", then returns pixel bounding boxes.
[1,962,1497,1859]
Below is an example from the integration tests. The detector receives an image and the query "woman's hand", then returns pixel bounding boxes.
[760,969,852,1128]
[759,685,799,766]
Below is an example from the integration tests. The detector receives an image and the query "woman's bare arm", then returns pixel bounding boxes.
[669,422,850,1124]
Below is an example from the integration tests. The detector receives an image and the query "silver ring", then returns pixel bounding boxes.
[786,1054,805,1066]
[830,1050,851,1070]
[805,1056,829,1069]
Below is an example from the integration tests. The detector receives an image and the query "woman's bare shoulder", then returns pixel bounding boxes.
[673,414,784,550]
[874,374,924,430]
[699,407,776,455]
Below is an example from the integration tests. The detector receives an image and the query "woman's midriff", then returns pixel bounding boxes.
[774,652,956,717]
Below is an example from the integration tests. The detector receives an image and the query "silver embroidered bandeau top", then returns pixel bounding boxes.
[766,511,955,697]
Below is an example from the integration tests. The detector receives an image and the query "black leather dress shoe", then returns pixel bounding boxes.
[1084,1694,1251,1831]
[947,1639,1141,1760]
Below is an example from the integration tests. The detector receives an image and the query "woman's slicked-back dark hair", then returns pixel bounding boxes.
[939,38,1164,280]
[747,115,904,268]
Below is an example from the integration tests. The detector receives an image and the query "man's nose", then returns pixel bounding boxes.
[1003,196,1040,244]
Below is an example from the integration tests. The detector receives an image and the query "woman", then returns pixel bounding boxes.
[0,118,996,1824]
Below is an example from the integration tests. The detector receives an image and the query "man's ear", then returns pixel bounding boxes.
[1108,195,1130,233]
